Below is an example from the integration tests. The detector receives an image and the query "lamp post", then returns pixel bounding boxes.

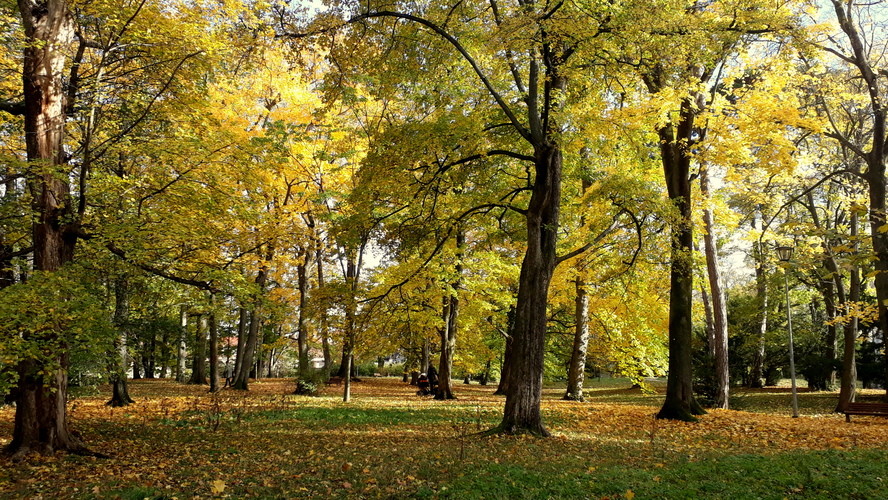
[777,245,799,418]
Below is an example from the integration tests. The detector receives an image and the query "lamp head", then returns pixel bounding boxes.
[776,245,794,262]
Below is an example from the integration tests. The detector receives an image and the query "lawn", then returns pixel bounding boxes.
[0,377,886,499]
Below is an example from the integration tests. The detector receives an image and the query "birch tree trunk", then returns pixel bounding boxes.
[176,307,188,383]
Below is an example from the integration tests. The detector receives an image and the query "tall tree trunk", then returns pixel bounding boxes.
[700,279,715,357]
[8,0,84,458]
[297,258,310,378]
[158,328,170,378]
[700,167,729,409]
[817,278,838,388]
[564,176,592,402]
[342,255,360,402]
[175,306,188,383]
[189,314,207,385]
[825,0,887,399]
[499,143,562,436]
[108,278,134,407]
[436,230,462,400]
[564,278,589,401]
[316,242,331,375]
[836,205,860,411]
[749,211,767,388]
[654,96,705,422]
[233,308,248,381]
[421,337,430,374]
[208,296,219,393]
[233,252,272,391]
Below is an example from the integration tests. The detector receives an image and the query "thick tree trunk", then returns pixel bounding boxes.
[436,297,458,400]
[499,143,562,436]
[233,262,270,391]
[297,260,310,378]
[8,0,86,459]
[836,210,859,411]
[233,308,261,390]
[826,0,887,399]
[700,167,729,409]
[655,99,705,422]
[107,278,134,407]
[564,278,589,401]
[436,230,462,400]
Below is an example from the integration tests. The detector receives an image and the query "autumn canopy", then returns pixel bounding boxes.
[0,0,886,477]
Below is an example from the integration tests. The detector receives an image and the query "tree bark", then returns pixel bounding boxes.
[749,210,767,388]
[233,307,248,381]
[499,143,562,436]
[700,167,729,409]
[564,176,592,402]
[175,306,188,383]
[564,278,589,401]
[436,230,462,400]
[315,240,331,375]
[208,296,219,393]
[826,0,888,399]
[653,94,705,422]
[189,315,208,385]
[836,202,860,411]
[342,256,359,401]
[297,258,310,378]
[233,259,270,391]
[107,278,134,407]
[7,0,86,459]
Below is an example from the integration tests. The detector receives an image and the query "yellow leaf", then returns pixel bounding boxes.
[626,490,635,500]
[210,480,226,495]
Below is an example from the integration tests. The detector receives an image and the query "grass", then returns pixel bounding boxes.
[1,377,887,499]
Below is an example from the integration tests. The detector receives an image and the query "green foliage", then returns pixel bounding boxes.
[0,269,114,395]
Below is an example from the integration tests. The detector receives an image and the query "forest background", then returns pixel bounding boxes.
[0,0,887,491]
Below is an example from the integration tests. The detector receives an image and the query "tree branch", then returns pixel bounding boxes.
[345,10,532,143]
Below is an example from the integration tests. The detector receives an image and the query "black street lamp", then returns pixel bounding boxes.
[777,245,799,418]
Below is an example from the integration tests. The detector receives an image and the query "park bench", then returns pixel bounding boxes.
[844,402,888,422]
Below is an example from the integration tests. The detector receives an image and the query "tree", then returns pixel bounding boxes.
[587,0,805,420]
[7,0,85,458]
[298,0,586,436]
[811,0,887,398]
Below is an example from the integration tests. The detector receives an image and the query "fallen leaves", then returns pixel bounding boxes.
[0,378,887,499]
[210,479,226,495]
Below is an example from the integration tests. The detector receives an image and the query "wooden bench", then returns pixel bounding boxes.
[844,402,888,422]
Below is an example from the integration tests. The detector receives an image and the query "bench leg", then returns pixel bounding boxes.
[846,414,851,423]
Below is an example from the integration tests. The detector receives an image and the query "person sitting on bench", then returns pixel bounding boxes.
[417,373,430,396]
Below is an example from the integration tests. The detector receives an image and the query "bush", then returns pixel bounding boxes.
[293,370,328,396]
[797,355,840,391]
